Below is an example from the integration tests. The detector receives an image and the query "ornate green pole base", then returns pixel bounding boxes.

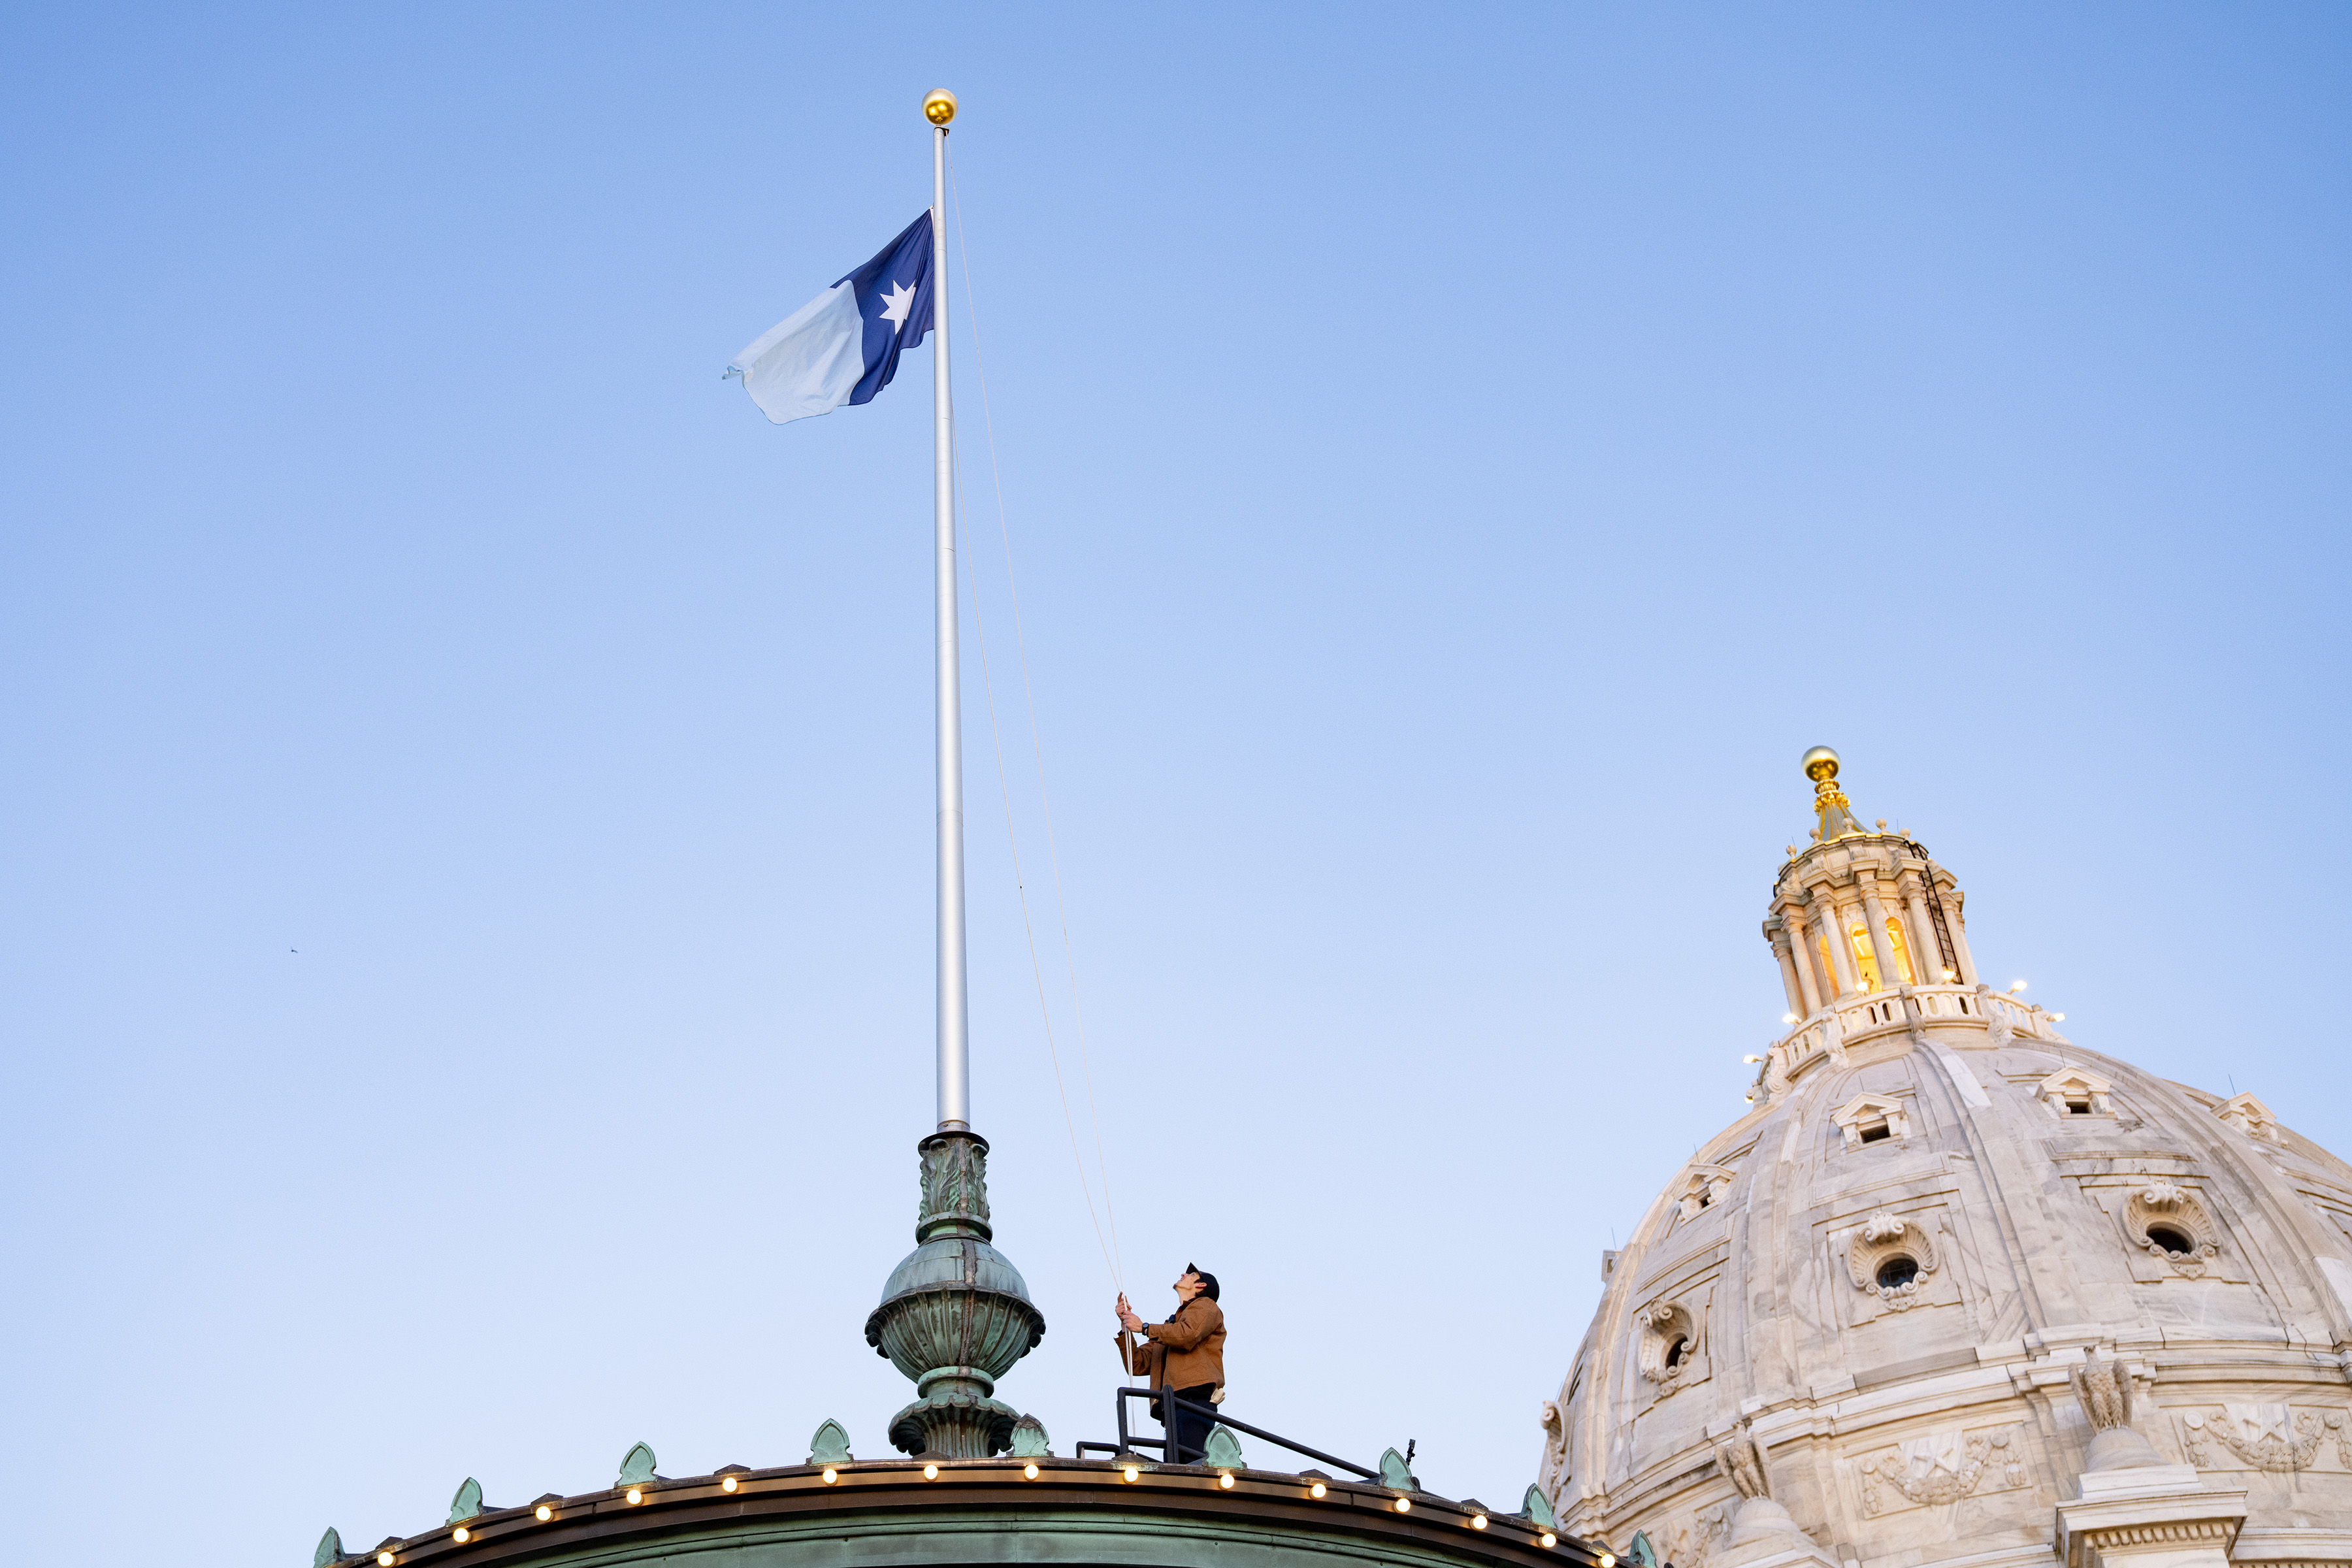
[864,1131,1047,1458]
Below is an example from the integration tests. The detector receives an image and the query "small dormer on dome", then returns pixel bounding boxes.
[1830,1092,1912,1149]
[1674,1164,1737,1219]
[2036,1066,2114,1119]
[2215,1090,2281,1143]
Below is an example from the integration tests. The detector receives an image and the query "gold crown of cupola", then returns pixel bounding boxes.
[1801,745,1867,843]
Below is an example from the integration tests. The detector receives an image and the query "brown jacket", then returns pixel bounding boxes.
[1115,1295,1226,1394]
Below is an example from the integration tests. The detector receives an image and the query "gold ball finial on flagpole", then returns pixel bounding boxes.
[924,90,958,126]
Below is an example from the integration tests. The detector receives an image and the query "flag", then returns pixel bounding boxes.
[727,212,934,425]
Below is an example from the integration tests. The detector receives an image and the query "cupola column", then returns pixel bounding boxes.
[1810,887,1859,996]
[1856,872,1901,992]
[1793,903,1833,1007]
[1897,872,1949,984]
[1767,919,1812,1016]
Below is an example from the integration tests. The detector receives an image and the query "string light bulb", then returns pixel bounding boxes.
[821,1468,838,1485]
[1309,1481,1327,1498]
[923,1463,939,1480]
[534,1506,553,1522]
[1022,1462,1039,1480]
[721,1475,738,1493]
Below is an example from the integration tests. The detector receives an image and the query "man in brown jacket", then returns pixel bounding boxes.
[1114,1264,1226,1463]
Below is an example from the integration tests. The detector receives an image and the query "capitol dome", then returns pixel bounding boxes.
[1537,752,2352,1568]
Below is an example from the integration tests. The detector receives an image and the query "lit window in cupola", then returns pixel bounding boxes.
[1885,918,1917,985]
[1848,926,1882,991]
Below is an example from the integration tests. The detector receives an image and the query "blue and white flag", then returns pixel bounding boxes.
[728,214,935,425]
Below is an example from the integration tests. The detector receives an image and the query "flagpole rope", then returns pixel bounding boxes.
[955,427,1120,1289]
[948,142,1128,1300]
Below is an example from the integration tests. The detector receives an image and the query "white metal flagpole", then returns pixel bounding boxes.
[924,90,970,1134]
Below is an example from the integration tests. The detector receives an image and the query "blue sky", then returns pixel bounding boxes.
[4,6,2349,1565]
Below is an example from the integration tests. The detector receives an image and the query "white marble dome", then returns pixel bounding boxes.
[1537,754,2352,1568]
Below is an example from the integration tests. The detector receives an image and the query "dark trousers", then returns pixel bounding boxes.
[1154,1383,1217,1463]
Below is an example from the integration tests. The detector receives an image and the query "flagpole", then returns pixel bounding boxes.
[926,90,970,1134]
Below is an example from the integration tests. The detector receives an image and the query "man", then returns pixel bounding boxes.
[1115,1265,1226,1463]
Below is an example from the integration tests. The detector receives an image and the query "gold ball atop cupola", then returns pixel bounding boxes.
[924,89,958,125]
[1801,745,1840,782]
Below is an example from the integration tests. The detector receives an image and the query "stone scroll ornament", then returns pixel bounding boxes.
[864,1130,1047,1458]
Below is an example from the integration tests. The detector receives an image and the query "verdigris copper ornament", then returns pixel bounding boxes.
[865,1130,1046,1457]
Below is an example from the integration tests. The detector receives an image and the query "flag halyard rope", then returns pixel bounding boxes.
[947,142,1124,1296]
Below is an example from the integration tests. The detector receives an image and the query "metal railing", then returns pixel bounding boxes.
[1075,1386,1380,1480]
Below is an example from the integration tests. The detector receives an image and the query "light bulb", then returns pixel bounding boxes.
[452,1528,469,1544]
[535,1506,553,1522]
[1022,1462,1039,1480]
[2053,1012,2066,1022]
[721,1475,738,1493]
[1219,1473,1235,1489]
[821,1468,838,1485]
[378,1554,396,1567]
[1471,1514,1489,1529]
[1122,1464,1139,1483]
[1781,1013,1797,1025]
[1309,1481,1327,1498]
[923,1463,939,1480]
[1395,1497,1412,1513]
[1593,1551,1607,1563]
[1543,1537,1558,1550]
[2010,980,2027,992]
[625,1488,643,1505]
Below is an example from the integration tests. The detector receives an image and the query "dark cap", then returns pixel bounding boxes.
[1184,1263,1220,1301]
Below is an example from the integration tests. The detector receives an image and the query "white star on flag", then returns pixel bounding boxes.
[877,280,917,332]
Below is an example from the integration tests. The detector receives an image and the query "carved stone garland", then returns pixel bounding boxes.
[2179,1407,2341,1472]
[1846,1211,1938,1310]
[1857,1429,2021,1514]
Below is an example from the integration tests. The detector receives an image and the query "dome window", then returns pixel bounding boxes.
[1636,1300,1703,1386]
[2124,1181,2220,1277]
[1846,1211,1938,1309]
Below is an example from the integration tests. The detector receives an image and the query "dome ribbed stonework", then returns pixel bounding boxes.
[1537,759,2352,1568]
